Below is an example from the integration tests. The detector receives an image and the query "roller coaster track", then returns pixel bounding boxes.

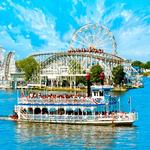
[4,52,13,80]
[30,49,142,85]
[31,49,125,70]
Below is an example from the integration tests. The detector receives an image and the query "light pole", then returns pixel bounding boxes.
[86,73,91,97]
[100,71,105,85]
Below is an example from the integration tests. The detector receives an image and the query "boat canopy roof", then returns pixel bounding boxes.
[91,85,113,91]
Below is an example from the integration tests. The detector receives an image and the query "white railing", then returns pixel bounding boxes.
[18,97,99,105]
[20,114,93,122]
[19,112,137,122]
[20,109,29,120]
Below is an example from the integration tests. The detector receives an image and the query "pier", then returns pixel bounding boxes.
[0,116,13,121]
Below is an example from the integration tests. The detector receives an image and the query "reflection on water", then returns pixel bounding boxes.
[2,77,150,149]
[15,122,137,149]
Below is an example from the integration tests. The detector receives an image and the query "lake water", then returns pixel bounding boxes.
[0,77,150,150]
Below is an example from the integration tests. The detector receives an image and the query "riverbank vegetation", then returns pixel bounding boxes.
[143,72,150,76]
[131,60,150,76]
[112,65,125,86]
[28,86,86,92]
[15,57,148,91]
[90,64,103,83]
[131,60,150,69]
[16,56,39,81]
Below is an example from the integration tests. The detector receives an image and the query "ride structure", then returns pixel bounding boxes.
[6,23,138,125]
[29,23,142,88]
[0,48,16,87]
[30,24,126,87]
[0,23,142,89]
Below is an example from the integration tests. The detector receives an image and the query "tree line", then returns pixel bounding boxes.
[16,56,126,87]
[16,56,39,81]
[131,60,150,69]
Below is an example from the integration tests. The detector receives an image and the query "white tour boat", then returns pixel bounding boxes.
[11,85,138,126]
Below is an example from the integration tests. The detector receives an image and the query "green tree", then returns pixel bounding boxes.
[144,61,150,69]
[131,60,144,68]
[90,64,103,83]
[68,59,85,86]
[112,65,125,86]
[76,76,86,86]
[76,70,86,86]
[16,56,40,81]
[69,60,81,74]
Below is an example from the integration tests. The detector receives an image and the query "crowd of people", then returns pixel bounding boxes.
[68,48,104,54]
[20,92,97,104]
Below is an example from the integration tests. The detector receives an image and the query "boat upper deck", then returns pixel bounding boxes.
[18,85,117,106]
[18,95,118,107]
[18,96,105,105]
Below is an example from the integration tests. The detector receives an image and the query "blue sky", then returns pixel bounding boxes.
[0,0,149,61]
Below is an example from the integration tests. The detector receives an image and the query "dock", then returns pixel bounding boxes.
[0,116,14,121]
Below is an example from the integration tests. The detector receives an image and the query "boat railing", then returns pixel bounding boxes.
[14,105,19,113]
[20,114,98,121]
[19,112,137,122]
[133,112,138,121]
[20,109,29,120]
[111,112,137,121]
[18,97,102,105]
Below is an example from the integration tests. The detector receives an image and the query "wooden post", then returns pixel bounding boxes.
[86,73,91,97]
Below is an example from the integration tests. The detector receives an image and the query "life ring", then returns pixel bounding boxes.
[92,98,102,104]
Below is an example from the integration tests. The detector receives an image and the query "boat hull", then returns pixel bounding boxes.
[0,116,135,126]
[15,119,134,126]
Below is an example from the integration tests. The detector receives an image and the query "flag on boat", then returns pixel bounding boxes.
[128,97,132,112]
[128,97,131,104]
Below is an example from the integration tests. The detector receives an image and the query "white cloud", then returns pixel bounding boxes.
[0,6,5,10]
[6,0,67,54]
[116,25,150,60]
[121,10,133,22]
[70,0,150,61]
[63,25,75,42]
[8,24,13,30]
[114,22,148,57]
[72,0,78,5]
[72,0,105,25]
[0,2,7,10]
[1,0,149,61]
[112,7,150,61]
[62,25,76,49]
[0,27,33,59]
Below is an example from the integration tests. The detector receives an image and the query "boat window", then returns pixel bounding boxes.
[49,108,57,115]
[94,92,98,96]
[34,108,41,114]
[28,107,33,114]
[66,109,73,115]
[99,91,103,96]
[83,109,92,115]
[74,108,82,115]
[42,108,48,114]
[58,108,65,115]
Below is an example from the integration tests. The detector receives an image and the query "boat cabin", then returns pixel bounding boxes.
[91,85,113,99]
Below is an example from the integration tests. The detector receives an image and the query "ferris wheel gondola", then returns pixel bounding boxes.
[69,23,117,55]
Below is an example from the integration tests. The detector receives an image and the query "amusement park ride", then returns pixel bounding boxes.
[0,47,16,88]
[30,23,141,88]
[0,23,142,88]
[0,24,139,125]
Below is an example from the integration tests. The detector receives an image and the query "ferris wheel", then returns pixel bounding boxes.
[69,23,117,55]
